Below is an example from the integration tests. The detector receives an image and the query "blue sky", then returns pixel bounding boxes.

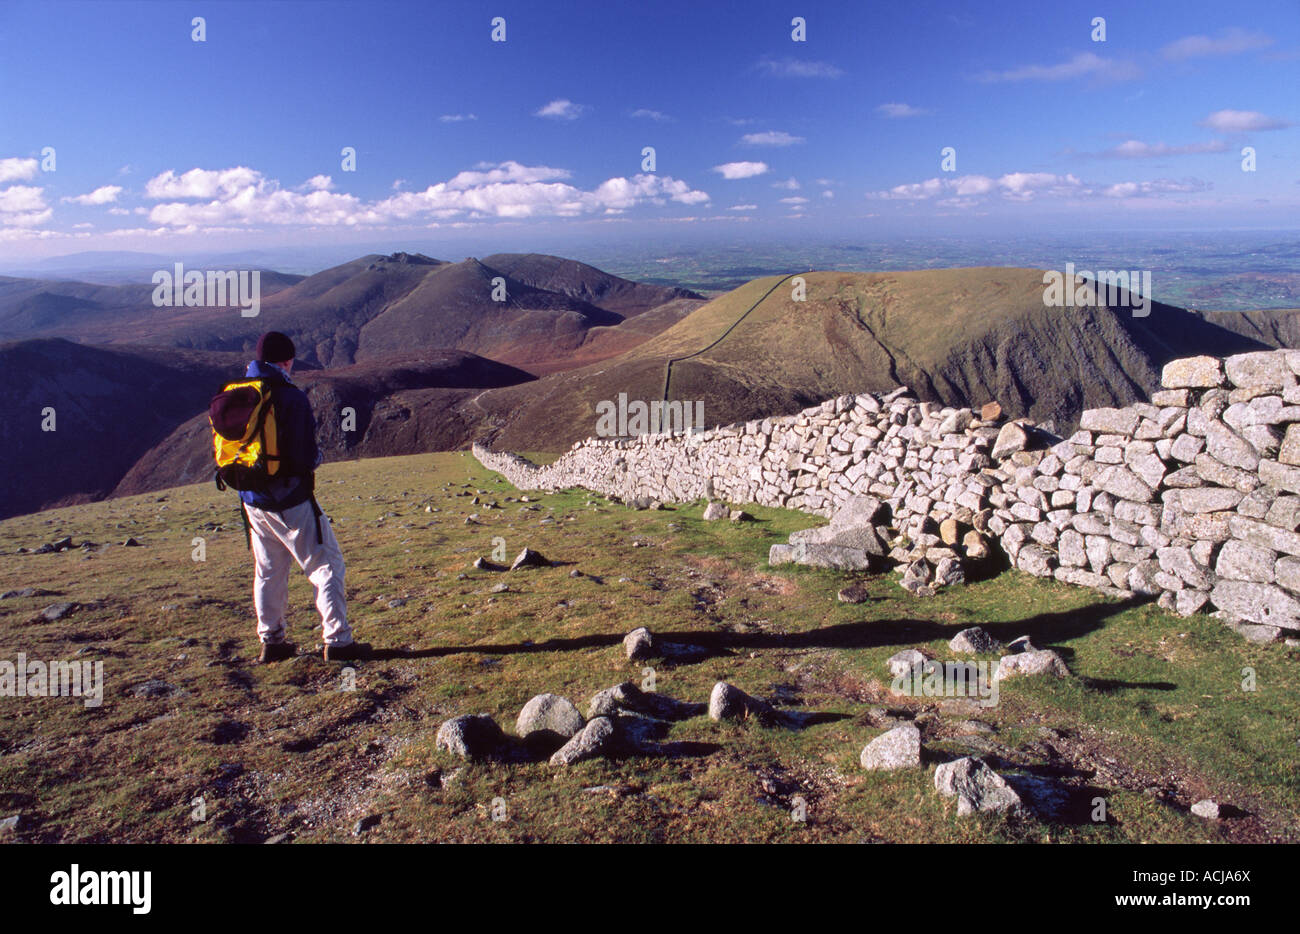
[1,0,1297,261]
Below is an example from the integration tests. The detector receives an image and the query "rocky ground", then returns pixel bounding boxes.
[0,451,1295,843]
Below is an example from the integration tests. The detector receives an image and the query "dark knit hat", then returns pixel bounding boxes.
[255,331,295,363]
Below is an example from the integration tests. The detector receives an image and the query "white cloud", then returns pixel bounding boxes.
[1199,109,1293,132]
[439,113,478,122]
[535,99,587,120]
[779,196,808,204]
[771,177,800,190]
[977,51,1140,83]
[713,161,769,180]
[631,108,671,121]
[62,185,123,205]
[821,190,833,199]
[0,185,51,227]
[1162,28,1273,60]
[140,161,708,228]
[1101,139,1230,158]
[740,130,805,146]
[300,175,334,192]
[0,157,39,184]
[728,204,758,211]
[144,166,262,199]
[1102,178,1212,198]
[447,161,572,189]
[876,102,929,118]
[867,170,1210,205]
[756,57,843,78]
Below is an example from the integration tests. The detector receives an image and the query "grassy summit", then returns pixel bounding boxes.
[0,451,1295,843]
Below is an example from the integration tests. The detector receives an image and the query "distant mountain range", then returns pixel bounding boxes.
[2,252,1298,520]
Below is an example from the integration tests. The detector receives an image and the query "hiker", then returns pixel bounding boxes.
[212,331,370,663]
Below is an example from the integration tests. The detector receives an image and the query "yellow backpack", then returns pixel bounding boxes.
[209,378,282,493]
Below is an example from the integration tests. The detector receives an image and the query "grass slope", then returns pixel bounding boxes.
[477,268,1267,451]
[0,451,1295,843]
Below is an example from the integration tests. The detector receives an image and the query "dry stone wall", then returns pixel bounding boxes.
[474,349,1300,643]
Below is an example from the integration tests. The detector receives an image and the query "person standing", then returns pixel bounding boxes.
[236,331,370,663]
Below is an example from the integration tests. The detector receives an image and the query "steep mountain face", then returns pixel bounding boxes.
[113,351,534,498]
[0,339,248,519]
[473,268,1273,451]
[1194,308,1300,351]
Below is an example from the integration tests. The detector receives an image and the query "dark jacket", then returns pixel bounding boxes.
[238,360,321,512]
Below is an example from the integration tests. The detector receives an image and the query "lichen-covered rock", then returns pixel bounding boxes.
[934,756,1026,816]
[860,723,922,771]
[1162,355,1224,389]
[949,627,1004,654]
[992,649,1069,683]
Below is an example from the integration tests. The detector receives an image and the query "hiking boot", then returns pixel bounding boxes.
[258,640,297,663]
[323,641,372,662]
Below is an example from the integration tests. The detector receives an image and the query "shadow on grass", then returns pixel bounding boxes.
[375,593,1172,690]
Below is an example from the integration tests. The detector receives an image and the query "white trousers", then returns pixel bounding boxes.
[246,498,353,647]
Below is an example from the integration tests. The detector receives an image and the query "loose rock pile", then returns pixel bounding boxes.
[475,348,1300,642]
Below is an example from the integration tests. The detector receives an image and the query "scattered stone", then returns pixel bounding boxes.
[587,681,704,720]
[949,627,1004,654]
[1190,799,1221,820]
[1,588,50,599]
[40,602,77,622]
[702,502,728,521]
[980,401,1003,422]
[859,723,922,771]
[623,627,656,660]
[0,815,20,834]
[887,649,930,679]
[934,757,1026,817]
[550,716,616,766]
[708,681,782,726]
[509,548,548,570]
[837,583,872,604]
[435,714,504,760]
[352,815,380,836]
[129,678,178,699]
[992,649,1069,683]
[516,693,585,746]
